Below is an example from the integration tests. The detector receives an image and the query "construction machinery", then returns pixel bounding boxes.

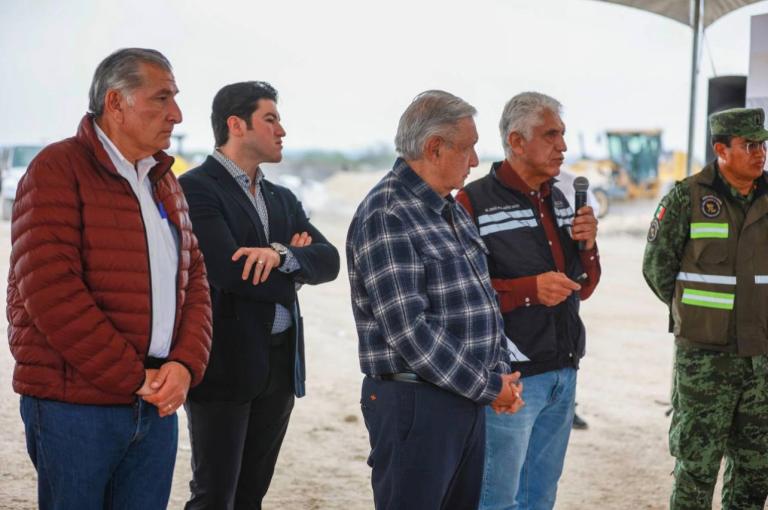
[568,129,695,216]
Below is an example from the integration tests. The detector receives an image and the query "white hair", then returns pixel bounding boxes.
[499,92,562,156]
[395,90,476,160]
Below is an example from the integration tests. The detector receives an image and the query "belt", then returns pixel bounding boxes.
[371,372,424,384]
[145,356,167,369]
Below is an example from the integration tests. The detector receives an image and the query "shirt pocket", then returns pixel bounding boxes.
[418,242,493,325]
[463,230,490,258]
[413,228,460,261]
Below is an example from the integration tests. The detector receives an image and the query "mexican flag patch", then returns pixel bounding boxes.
[655,205,666,221]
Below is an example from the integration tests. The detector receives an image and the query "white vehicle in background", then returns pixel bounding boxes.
[1,145,44,220]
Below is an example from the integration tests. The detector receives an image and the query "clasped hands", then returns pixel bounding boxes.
[135,361,191,417]
[231,231,312,285]
[491,371,525,414]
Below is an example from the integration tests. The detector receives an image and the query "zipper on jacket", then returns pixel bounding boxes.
[171,196,181,345]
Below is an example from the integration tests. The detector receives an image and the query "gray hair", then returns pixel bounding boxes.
[88,48,173,117]
[395,90,477,160]
[499,92,562,156]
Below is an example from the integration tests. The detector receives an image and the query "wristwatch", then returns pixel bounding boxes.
[270,242,288,267]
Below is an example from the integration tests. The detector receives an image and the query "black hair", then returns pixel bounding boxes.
[211,81,278,147]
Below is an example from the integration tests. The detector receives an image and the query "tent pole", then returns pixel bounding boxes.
[686,0,703,176]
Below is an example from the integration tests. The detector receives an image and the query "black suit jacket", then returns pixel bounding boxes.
[180,156,340,401]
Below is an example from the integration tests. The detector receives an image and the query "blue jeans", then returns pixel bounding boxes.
[20,396,178,510]
[479,367,577,510]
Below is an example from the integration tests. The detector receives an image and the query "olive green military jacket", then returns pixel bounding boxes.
[643,161,768,355]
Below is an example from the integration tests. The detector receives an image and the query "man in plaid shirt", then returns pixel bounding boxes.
[347,90,524,510]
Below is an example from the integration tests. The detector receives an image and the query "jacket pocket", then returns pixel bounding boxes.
[673,283,731,345]
[691,237,728,265]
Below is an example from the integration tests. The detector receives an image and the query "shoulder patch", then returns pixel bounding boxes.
[655,204,666,221]
[700,195,722,218]
[647,218,660,243]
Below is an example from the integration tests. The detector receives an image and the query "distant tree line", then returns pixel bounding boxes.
[282,143,396,177]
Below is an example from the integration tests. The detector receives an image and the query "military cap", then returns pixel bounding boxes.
[709,107,768,141]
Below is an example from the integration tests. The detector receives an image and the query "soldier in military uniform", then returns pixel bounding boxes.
[643,107,768,510]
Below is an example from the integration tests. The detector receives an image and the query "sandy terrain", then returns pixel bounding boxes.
[0,169,721,509]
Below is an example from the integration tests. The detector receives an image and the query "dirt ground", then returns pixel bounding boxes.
[0,170,723,509]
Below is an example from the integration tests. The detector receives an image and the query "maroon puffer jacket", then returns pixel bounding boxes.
[6,115,212,404]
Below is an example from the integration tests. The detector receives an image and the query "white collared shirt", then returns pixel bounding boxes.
[94,123,179,358]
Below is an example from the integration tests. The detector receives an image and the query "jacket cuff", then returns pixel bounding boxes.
[579,244,599,270]
[493,276,540,313]
[278,248,301,274]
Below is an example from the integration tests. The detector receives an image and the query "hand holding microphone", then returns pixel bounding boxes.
[572,177,598,251]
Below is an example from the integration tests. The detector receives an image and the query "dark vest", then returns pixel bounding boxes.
[462,163,586,377]
[673,162,768,355]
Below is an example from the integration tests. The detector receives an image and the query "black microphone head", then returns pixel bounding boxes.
[573,176,589,192]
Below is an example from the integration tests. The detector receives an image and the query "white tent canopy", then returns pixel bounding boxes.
[593,0,764,173]
[599,0,762,27]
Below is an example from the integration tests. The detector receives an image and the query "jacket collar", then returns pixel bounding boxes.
[490,159,556,197]
[200,155,270,244]
[75,113,174,183]
[698,159,768,199]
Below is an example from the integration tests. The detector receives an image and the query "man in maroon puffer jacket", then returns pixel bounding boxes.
[6,48,212,509]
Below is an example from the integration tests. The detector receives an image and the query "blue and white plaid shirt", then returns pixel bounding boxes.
[346,158,509,404]
[213,150,299,334]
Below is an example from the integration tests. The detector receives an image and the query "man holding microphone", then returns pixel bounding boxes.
[457,91,600,510]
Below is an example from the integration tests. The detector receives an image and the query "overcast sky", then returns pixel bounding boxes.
[1,0,767,161]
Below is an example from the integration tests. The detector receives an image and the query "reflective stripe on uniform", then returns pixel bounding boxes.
[756,276,768,284]
[554,206,574,228]
[681,288,735,310]
[477,209,534,225]
[554,207,574,218]
[690,222,729,239]
[676,272,736,285]
[479,219,538,236]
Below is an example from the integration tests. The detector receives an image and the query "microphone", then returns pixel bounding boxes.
[573,177,589,251]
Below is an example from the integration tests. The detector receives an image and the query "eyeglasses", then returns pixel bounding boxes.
[740,141,767,154]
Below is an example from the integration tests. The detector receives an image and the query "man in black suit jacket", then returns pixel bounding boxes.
[179,81,340,510]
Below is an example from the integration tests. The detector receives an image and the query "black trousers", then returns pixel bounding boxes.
[184,339,295,510]
[360,376,486,510]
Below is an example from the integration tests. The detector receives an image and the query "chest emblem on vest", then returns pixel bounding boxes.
[700,195,722,218]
